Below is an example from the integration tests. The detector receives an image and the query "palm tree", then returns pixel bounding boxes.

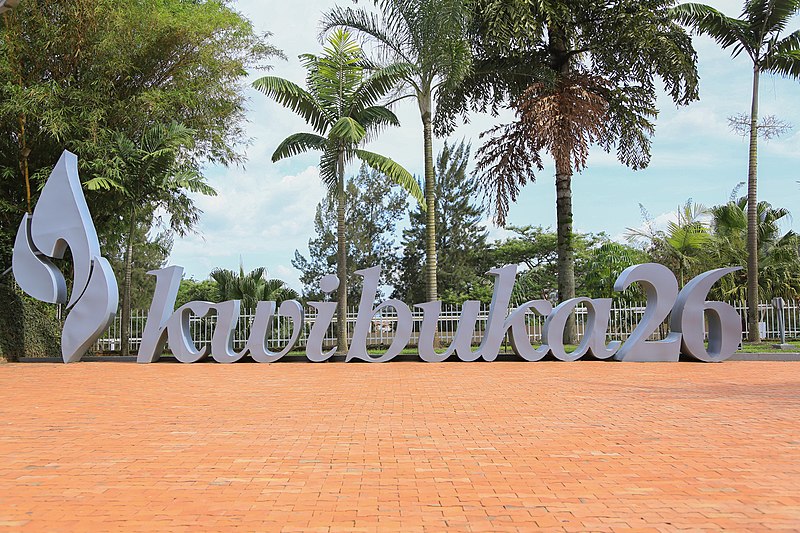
[711,195,800,302]
[626,200,711,286]
[210,265,299,310]
[322,0,472,303]
[454,0,699,342]
[85,122,217,357]
[673,0,800,341]
[252,29,423,353]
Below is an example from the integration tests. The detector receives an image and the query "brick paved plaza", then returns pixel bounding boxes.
[0,361,798,532]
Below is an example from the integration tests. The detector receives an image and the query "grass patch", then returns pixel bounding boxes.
[737,342,800,354]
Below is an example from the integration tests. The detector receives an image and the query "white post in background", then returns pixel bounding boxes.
[772,297,792,350]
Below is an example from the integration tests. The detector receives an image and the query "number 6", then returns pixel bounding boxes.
[670,268,742,362]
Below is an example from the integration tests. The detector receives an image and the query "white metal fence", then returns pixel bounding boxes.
[93,300,800,354]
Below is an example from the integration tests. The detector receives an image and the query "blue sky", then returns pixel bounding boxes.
[169,0,800,290]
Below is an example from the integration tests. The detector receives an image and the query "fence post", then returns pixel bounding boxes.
[772,298,792,350]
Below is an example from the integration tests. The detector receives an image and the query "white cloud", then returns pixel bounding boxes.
[274,263,303,292]
[481,218,516,243]
[170,163,325,286]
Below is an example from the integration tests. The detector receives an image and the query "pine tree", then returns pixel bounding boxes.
[293,165,407,302]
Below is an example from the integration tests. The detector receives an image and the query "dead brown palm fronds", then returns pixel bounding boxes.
[476,73,610,226]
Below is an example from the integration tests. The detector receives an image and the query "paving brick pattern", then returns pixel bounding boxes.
[0,361,798,532]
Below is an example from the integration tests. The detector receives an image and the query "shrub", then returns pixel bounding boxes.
[0,281,61,361]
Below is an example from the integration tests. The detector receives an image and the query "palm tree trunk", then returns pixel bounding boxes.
[548,28,577,345]
[120,205,135,357]
[555,160,577,345]
[336,153,349,354]
[421,96,437,303]
[746,66,760,342]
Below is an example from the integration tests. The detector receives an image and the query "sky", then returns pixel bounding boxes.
[168,0,800,291]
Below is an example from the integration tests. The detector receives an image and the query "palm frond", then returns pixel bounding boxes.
[272,132,328,162]
[354,148,425,207]
[671,3,754,57]
[321,6,413,65]
[328,117,367,144]
[142,122,195,154]
[743,0,800,37]
[475,121,542,227]
[665,221,711,252]
[350,62,414,112]
[764,28,800,76]
[83,176,123,191]
[252,76,330,132]
[764,48,800,77]
[355,106,401,140]
[172,170,217,197]
[318,146,341,195]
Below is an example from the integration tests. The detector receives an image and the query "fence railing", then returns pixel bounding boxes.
[93,299,800,354]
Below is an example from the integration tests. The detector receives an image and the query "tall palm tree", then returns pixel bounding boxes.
[322,0,472,303]
[673,0,800,341]
[85,122,216,357]
[210,265,299,310]
[253,29,423,353]
[452,0,699,342]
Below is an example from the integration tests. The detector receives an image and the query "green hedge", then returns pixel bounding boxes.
[0,282,61,362]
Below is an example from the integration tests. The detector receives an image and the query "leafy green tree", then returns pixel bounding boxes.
[175,278,220,309]
[210,266,299,310]
[0,0,282,268]
[581,242,650,300]
[85,122,217,357]
[253,29,423,352]
[490,226,607,304]
[442,0,699,342]
[103,220,173,310]
[322,0,472,303]
[673,0,800,341]
[293,165,407,302]
[492,227,559,305]
[394,142,492,304]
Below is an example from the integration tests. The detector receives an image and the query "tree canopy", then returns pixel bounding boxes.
[0,0,282,269]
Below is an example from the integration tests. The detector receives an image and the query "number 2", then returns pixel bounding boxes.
[614,263,681,362]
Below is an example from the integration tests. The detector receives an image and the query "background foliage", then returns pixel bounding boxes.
[293,164,408,302]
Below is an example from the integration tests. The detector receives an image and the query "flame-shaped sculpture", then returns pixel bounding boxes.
[12,150,119,363]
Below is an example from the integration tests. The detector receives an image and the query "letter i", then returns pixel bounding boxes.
[306,274,339,362]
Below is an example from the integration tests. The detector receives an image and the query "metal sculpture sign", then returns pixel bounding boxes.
[13,151,118,363]
[13,151,743,364]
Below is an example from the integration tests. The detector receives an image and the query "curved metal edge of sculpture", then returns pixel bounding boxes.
[12,150,119,363]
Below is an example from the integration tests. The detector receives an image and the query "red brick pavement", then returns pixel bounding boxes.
[0,361,798,532]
